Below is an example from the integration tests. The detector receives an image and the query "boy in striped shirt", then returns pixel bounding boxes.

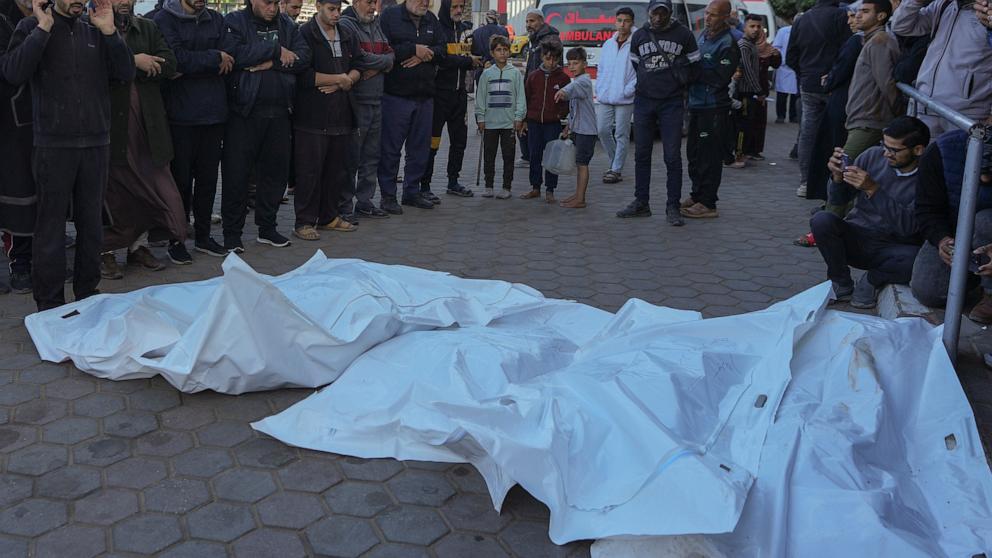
[475,35,526,198]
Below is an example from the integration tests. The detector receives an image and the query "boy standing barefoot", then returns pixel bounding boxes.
[475,36,526,199]
[555,48,597,208]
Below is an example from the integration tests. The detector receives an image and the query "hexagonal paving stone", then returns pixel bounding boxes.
[195,421,253,448]
[73,489,139,525]
[232,528,307,558]
[160,406,215,430]
[35,524,106,558]
[135,430,194,457]
[13,399,67,426]
[18,364,68,384]
[233,438,297,469]
[0,383,39,406]
[257,492,325,529]
[0,426,37,454]
[0,499,67,537]
[0,407,7,425]
[186,503,256,542]
[103,410,158,438]
[434,533,509,558]
[106,457,167,489]
[0,352,40,370]
[72,393,125,418]
[339,456,404,482]
[503,486,550,521]
[126,388,181,412]
[386,470,455,507]
[44,377,96,400]
[375,506,449,546]
[143,478,210,514]
[7,444,68,476]
[42,417,99,445]
[278,457,342,492]
[212,469,276,503]
[73,437,131,466]
[113,515,183,554]
[365,544,431,558]
[159,540,229,558]
[448,465,489,494]
[0,474,32,507]
[0,535,28,558]
[36,466,101,499]
[98,378,147,394]
[212,395,272,421]
[441,494,512,533]
[498,521,571,558]
[171,447,234,478]
[306,517,381,558]
[324,481,393,518]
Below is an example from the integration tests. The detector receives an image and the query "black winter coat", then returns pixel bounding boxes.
[293,17,357,135]
[379,3,445,99]
[0,11,34,236]
[434,0,473,92]
[785,0,852,94]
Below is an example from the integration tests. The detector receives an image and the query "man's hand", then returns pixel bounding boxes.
[975,243,992,276]
[827,147,846,182]
[401,56,422,68]
[318,84,340,94]
[135,53,166,76]
[842,166,878,196]
[469,55,482,68]
[477,120,485,132]
[513,120,523,135]
[89,0,116,36]
[977,0,992,29]
[560,125,570,139]
[361,69,379,81]
[219,51,234,75]
[519,121,528,136]
[33,0,53,31]
[554,89,567,103]
[820,73,828,87]
[756,95,767,105]
[338,74,353,91]
[939,236,955,266]
[279,47,298,67]
[248,60,273,72]
[414,44,434,61]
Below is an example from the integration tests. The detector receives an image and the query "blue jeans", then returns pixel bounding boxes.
[596,103,633,173]
[633,95,684,207]
[526,120,562,191]
[378,94,433,200]
[797,91,829,184]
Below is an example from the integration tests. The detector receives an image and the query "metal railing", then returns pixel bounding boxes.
[900,83,988,363]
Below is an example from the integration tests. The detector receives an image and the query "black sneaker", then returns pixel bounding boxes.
[256,230,291,248]
[788,144,799,160]
[0,280,9,295]
[446,183,474,197]
[339,212,360,226]
[9,271,31,294]
[616,200,652,218]
[420,190,441,205]
[832,280,854,302]
[401,194,434,210]
[357,205,390,218]
[168,241,193,265]
[666,205,685,227]
[195,238,228,257]
[380,196,403,215]
[225,237,245,254]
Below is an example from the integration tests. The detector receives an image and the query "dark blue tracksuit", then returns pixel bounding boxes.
[377,4,445,201]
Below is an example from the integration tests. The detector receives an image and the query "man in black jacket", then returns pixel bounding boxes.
[153,0,233,258]
[377,0,445,213]
[786,0,851,196]
[291,0,360,240]
[420,0,478,200]
[3,0,135,311]
[220,0,310,252]
[0,0,34,295]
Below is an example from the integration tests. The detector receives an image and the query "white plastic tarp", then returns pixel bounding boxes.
[24,253,992,555]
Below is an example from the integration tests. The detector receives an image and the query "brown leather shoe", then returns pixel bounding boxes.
[100,252,123,280]
[127,246,166,271]
[969,293,992,324]
[680,197,695,209]
[680,202,719,219]
[519,189,541,199]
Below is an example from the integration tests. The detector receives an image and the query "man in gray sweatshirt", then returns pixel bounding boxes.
[339,0,394,218]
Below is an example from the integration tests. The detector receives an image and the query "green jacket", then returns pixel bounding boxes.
[110,16,177,167]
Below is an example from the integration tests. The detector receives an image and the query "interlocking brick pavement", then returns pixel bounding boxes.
[0,104,989,556]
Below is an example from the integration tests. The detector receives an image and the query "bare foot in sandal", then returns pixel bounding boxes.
[561,193,576,204]
[559,199,586,209]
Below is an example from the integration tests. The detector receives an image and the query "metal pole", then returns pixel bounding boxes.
[943,132,985,362]
[898,84,977,133]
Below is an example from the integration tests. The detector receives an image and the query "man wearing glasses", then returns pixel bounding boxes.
[810,116,928,309]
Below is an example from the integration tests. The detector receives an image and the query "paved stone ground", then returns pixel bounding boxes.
[0,105,989,557]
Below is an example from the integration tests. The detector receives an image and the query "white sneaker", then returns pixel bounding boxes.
[495,189,511,199]
[515,158,530,168]
[482,187,494,198]
[796,182,807,197]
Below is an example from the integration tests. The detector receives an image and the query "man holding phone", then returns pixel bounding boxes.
[809,116,928,309]
[3,0,135,311]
